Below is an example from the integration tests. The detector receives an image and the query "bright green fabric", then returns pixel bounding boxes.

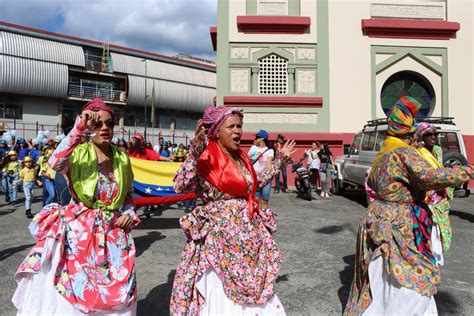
[69,143,133,213]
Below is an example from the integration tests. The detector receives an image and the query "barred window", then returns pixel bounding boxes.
[258,54,288,95]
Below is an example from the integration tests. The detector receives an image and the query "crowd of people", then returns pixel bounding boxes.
[2,96,473,315]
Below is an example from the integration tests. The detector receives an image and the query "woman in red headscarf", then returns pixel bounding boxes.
[170,106,296,315]
[12,98,139,315]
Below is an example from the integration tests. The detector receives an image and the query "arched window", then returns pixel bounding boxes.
[380,71,435,119]
[258,54,288,95]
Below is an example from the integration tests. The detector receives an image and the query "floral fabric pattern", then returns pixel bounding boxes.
[170,141,284,315]
[15,116,140,314]
[345,147,471,315]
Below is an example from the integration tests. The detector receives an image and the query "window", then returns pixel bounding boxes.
[0,94,23,119]
[361,132,377,151]
[438,132,461,153]
[258,54,288,95]
[350,133,363,155]
[374,130,387,151]
[381,71,435,119]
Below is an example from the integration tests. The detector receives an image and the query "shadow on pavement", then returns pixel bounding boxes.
[0,208,16,216]
[450,210,474,223]
[435,290,461,314]
[340,190,368,208]
[338,254,355,312]
[134,231,167,257]
[0,243,35,262]
[137,269,176,316]
[276,274,289,283]
[135,218,181,230]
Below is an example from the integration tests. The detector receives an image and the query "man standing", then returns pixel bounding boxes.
[274,134,288,193]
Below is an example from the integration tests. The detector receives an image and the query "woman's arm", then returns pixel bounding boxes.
[48,116,92,173]
[173,141,205,193]
[116,188,141,229]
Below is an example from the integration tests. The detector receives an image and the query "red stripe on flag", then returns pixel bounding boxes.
[135,193,197,207]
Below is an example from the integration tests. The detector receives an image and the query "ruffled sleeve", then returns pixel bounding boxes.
[173,140,206,194]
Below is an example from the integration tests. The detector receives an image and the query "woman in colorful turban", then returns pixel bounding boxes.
[344,96,473,315]
[12,98,140,315]
[170,106,296,315]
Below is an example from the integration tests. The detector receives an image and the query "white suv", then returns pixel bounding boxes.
[333,117,470,197]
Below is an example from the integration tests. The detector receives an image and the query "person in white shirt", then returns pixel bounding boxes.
[248,130,274,209]
[306,141,321,191]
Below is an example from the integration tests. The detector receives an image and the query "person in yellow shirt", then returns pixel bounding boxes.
[18,156,39,218]
[37,149,56,206]
[2,150,21,203]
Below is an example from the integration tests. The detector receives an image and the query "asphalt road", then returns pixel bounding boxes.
[1,189,473,315]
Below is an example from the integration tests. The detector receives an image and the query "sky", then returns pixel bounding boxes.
[0,0,217,61]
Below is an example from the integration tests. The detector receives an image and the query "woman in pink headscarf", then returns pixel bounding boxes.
[170,106,296,315]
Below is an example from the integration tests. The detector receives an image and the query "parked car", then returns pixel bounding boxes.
[333,117,470,197]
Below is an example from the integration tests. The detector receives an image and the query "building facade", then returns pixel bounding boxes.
[0,21,216,145]
[213,0,473,162]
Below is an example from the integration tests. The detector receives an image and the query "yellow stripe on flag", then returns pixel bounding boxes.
[130,157,183,187]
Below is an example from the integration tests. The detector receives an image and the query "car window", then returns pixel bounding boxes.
[375,130,387,151]
[438,132,460,153]
[350,133,362,155]
[361,132,377,151]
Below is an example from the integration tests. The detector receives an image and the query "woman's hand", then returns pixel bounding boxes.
[116,214,133,230]
[193,120,206,148]
[81,110,101,132]
[279,139,297,159]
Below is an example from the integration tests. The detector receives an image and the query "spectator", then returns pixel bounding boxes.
[29,144,42,162]
[248,130,275,208]
[54,118,74,206]
[38,149,56,206]
[0,139,10,157]
[129,134,172,161]
[15,138,31,162]
[159,143,171,158]
[318,143,334,198]
[274,134,288,193]
[306,141,322,191]
[116,138,128,153]
[18,156,38,218]
[2,150,21,203]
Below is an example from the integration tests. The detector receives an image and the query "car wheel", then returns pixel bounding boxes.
[331,171,345,195]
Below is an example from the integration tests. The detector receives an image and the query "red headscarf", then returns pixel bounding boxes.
[202,106,243,140]
[82,97,115,122]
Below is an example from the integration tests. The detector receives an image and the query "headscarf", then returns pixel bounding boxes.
[202,106,243,140]
[386,96,420,137]
[414,122,437,149]
[82,97,115,122]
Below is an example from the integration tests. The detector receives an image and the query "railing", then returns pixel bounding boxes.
[68,84,126,102]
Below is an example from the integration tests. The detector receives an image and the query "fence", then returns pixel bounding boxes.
[1,119,192,147]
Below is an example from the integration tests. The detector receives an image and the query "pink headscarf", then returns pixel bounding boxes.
[202,106,243,140]
[82,97,115,122]
[416,122,436,137]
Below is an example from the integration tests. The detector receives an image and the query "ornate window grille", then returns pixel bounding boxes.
[258,54,288,95]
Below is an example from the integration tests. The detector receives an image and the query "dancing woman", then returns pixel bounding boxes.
[170,106,296,315]
[12,98,140,315]
[344,97,472,315]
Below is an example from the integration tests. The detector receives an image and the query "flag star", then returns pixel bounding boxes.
[145,187,152,194]
[156,187,163,191]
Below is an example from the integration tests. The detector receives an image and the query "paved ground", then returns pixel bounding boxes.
[1,189,473,315]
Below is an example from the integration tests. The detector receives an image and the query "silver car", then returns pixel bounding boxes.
[333,117,470,197]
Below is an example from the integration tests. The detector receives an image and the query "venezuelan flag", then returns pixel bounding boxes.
[130,157,183,197]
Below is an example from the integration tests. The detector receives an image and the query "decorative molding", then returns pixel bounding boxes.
[230,69,250,92]
[210,26,217,51]
[231,47,249,59]
[257,0,288,15]
[251,47,266,55]
[297,48,315,60]
[282,48,295,57]
[244,113,318,124]
[371,2,446,21]
[297,70,316,93]
[237,16,311,34]
[223,96,323,108]
[361,18,460,40]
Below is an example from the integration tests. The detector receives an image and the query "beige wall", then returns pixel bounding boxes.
[228,0,317,43]
[328,0,474,135]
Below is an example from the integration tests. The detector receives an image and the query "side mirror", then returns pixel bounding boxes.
[352,149,359,156]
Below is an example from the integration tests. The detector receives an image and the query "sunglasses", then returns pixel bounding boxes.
[94,120,114,129]
[424,132,438,137]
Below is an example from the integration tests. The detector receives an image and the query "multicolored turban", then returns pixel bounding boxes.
[386,96,421,137]
[202,106,243,140]
[82,97,115,122]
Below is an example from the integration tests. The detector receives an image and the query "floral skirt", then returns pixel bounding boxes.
[12,202,138,314]
[12,237,137,316]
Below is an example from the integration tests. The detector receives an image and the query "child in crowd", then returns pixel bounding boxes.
[37,149,56,206]
[18,156,41,218]
[2,150,21,204]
